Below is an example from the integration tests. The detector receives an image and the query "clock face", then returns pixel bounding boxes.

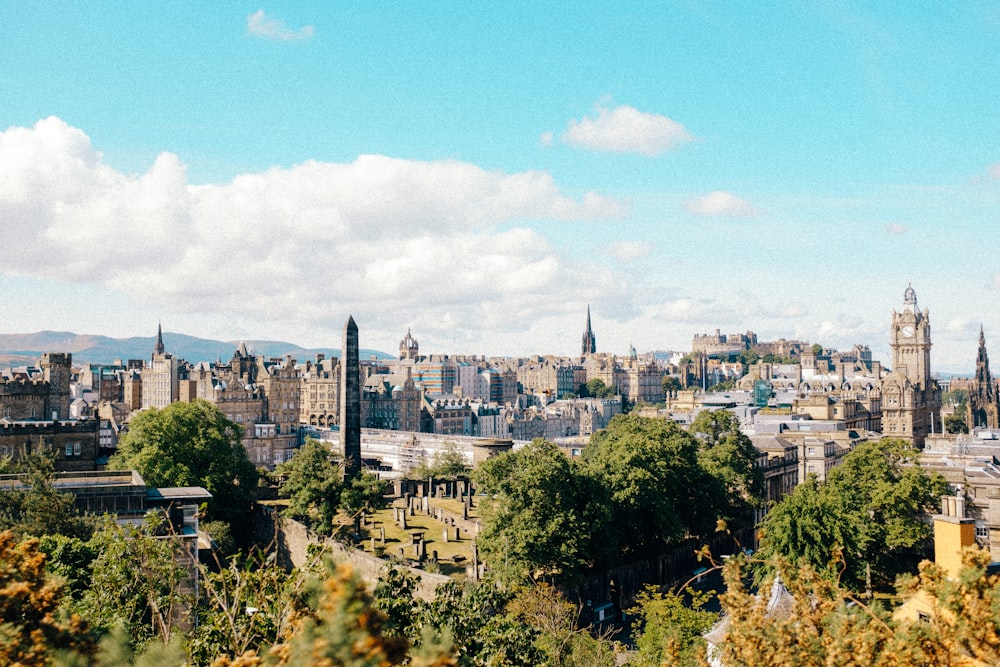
[901,325,914,338]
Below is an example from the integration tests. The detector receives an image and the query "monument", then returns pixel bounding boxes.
[340,315,362,480]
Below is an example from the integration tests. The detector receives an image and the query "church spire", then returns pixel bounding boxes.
[582,305,596,356]
[154,322,165,355]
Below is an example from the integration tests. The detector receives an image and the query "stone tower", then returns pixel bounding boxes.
[340,316,362,480]
[399,328,419,360]
[882,284,942,446]
[40,353,72,421]
[582,306,597,357]
[968,326,999,430]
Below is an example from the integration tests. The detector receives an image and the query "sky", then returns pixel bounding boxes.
[1,2,999,372]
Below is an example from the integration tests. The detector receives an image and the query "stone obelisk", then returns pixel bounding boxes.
[340,315,362,481]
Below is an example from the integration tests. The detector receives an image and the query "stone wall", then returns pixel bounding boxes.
[254,506,449,600]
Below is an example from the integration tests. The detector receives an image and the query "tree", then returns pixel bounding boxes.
[110,400,258,533]
[582,415,720,556]
[474,439,605,584]
[264,559,455,667]
[945,413,968,434]
[811,343,824,356]
[0,451,92,540]
[506,582,619,667]
[661,376,682,399]
[629,585,716,667]
[0,530,95,664]
[689,410,765,521]
[274,438,343,534]
[757,438,948,591]
[584,378,616,399]
[78,514,192,650]
[410,442,470,480]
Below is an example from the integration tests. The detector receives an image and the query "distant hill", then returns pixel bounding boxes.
[0,331,393,367]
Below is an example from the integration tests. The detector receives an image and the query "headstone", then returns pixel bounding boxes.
[443,528,449,543]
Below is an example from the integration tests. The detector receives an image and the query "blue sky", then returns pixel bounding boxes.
[2,2,999,371]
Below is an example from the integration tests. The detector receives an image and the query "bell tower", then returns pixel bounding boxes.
[890,283,932,388]
[883,284,941,447]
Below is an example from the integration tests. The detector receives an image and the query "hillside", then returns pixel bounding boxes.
[0,331,392,366]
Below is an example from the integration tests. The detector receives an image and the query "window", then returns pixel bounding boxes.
[73,442,81,456]
[65,443,73,457]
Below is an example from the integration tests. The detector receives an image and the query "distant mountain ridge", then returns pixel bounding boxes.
[0,331,393,366]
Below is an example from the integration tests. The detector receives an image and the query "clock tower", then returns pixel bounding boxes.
[882,284,941,447]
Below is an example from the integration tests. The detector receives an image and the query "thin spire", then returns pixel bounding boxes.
[154,322,165,355]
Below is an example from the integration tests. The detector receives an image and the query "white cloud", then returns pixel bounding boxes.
[885,223,909,236]
[990,273,1000,290]
[987,163,1000,180]
[0,117,629,347]
[601,241,653,263]
[561,104,694,157]
[683,190,759,217]
[247,10,314,41]
[539,131,554,147]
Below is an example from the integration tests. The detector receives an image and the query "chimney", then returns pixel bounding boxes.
[934,494,976,579]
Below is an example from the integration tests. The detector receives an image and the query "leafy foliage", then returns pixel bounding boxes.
[409,442,470,480]
[110,400,258,533]
[757,438,948,591]
[474,439,606,583]
[274,438,343,534]
[629,585,717,666]
[0,529,95,664]
[582,415,720,556]
[0,452,92,540]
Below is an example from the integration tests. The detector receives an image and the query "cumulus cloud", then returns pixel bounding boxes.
[986,163,1000,180]
[601,241,653,263]
[885,223,909,236]
[683,190,759,218]
[561,104,694,157]
[990,273,1000,290]
[247,10,314,41]
[0,117,629,345]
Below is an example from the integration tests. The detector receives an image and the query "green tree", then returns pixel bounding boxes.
[661,376,682,398]
[945,413,968,434]
[110,400,258,533]
[582,415,719,556]
[274,438,343,534]
[410,442,471,480]
[757,438,948,591]
[339,472,389,518]
[0,451,92,540]
[506,582,619,667]
[420,578,539,667]
[811,343,824,356]
[78,514,191,650]
[584,378,616,399]
[474,439,606,584]
[0,530,96,665]
[629,585,717,667]
[689,410,765,521]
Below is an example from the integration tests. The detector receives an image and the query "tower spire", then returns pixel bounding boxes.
[154,322,165,355]
[582,305,597,356]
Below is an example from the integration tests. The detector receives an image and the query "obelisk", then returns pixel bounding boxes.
[340,315,362,481]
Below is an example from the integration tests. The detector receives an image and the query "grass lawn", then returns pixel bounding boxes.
[358,504,477,577]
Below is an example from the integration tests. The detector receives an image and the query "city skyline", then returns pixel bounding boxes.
[2,4,999,372]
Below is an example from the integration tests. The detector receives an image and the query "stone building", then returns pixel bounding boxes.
[0,420,98,472]
[300,354,341,427]
[967,327,999,430]
[362,374,421,432]
[881,284,942,447]
[0,353,72,421]
[141,325,180,410]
